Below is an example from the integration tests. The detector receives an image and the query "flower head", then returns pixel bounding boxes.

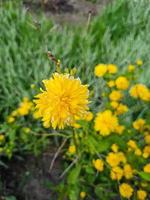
[119,183,133,199]
[107,64,118,74]
[143,163,150,173]
[111,166,123,180]
[136,59,143,66]
[34,73,89,129]
[130,84,150,101]
[68,145,76,154]
[123,164,133,179]
[94,110,118,136]
[93,159,104,172]
[128,64,135,72]
[137,190,147,200]
[109,90,123,101]
[115,76,129,90]
[17,97,33,116]
[94,64,107,77]
[133,118,145,131]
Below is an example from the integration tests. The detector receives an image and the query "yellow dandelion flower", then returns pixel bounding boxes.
[136,59,143,66]
[106,152,120,167]
[127,140,137,149]
[34,73,89,129]
[80,191,86,199]
[144,134,150,144]
[93,159,104,172]
[115,76,129,90]
[110,101,119,109]
[137,190,147,200]
[143,146,150,158]
[107,64,118,74]
[109,90,123,101]
[107,80,115,88]
[94,110,118,136]
[119,183,133,199]
[17,97,33,116]
[110,166,123,181]
[118,152,127,163]
[115,125,125,134]
[133,118,145,131]
[128,64,135,72]
[130,84,150,101]
[84,111,93,121]
[7,116,15,123]
[68,145,76,154]
[143,163,150,173]
[111,144,119,153]
[135,148,142,156]
[94,64,107,77]
[123,164,133,179]
[116,103,128,115]
[0,135,5,142]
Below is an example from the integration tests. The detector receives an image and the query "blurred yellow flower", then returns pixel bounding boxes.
[17,97,33,116]
[143,163,150,173]
[143,146,150,158]
[106,152,120,167]
[144,134,150,144]
[107,64,118,74]
[130,84,150,101]
[135,148,142,156]
[128,64,135,72]
[111,166,123,180]
[94,64,107,77]
[109,90,123,101]
[116,103,128,115]
[84,111,93,121]
[68,145,76,154]
[133,118,145,131]
[93,159,104,172]
[127,140,137,149]
[107,80,115,88]
[7,116,15,123]
[115,76,129,90]
[33,110,41,119]
[34,73,89,129]
[119,183,133,199]
[80,191,86,199]
[0,135,5,142]
[137,190,147,200]
[94,110,118,136]
[115,125,125,134]
[123,164,133,179]
[110,101,119,109]
[136,59,143,66]
[111,144,119,153]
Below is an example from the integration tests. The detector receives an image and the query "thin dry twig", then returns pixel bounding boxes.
[49,138,67,173]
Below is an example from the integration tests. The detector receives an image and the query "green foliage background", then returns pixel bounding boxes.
[0,0,150,118]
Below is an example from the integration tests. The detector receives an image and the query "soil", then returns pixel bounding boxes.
[0,147,62,200]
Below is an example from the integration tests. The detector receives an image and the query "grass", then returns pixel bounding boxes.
[0,0,150,118]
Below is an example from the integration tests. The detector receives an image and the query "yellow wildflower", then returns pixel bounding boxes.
[80,191,86,199]
[17,97,33,116]
[130,84,150,101]
[94,110,118,136]
[11,110,18,117]
[110,101,119,109]
[144,134,150,144]
[119,183,133,199]
[136,59,143,66]
[0,135,5,142]
[33,110,41,119]
[109,90,123,101]
[107,64,118,74]
[111,144,119,153]
[106,152,120,167]
[118,152,127,163]
[116,104,128,115]
[128,64,135,72]
[127,140,137,149]
[84,111,93,121]
[7,116,15,123]
[123,164,133,179]
[133,118,145,131]
[143,146,150,158]
[137,190,147,200]
[68,145,76,154]
[143,163,150,173]
[94,64,107,77]
[115,76,129,90]
[135,148,142,156]
[34,73,89,129]
[111,166,123,181]
[93,159,104,172]
[115,125,125,134]
[107,80,115,88]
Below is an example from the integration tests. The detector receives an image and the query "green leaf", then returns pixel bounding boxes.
[138,171,150,181]
[67,165,81,185]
